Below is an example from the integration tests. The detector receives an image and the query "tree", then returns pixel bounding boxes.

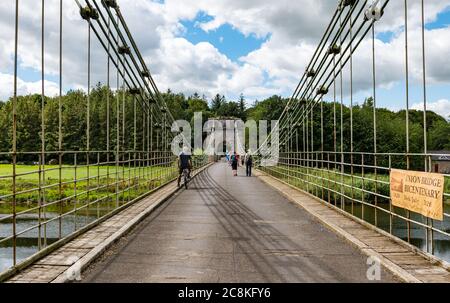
[0,86,448,168]
[211,94,224,114]
[44,97,60,152]
[0,101,11,155]
[163,91,189,122]
[238,93,246,120]
[247,95,288,123]
[62,90,87,152]
[16,95,41,155]
[363,97,374,108]
[188,96,209,113]
[429,120,450,150]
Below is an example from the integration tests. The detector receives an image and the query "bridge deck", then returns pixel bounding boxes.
[82,162,396,283]
[6,165,211,283]
[8,161,450,283]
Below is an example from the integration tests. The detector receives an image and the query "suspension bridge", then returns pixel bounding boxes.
[0,0,449,283]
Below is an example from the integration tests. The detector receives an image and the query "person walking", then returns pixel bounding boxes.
[245,150,253,177]
[231,152,238,176]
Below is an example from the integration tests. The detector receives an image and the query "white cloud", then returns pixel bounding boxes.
[149,38,237,96]
[412,99,450,119]
[155,0,450,101]
[0,73,59,100]
[0,0,449,105]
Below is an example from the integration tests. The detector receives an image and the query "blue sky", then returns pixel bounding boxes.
[377,7,450,43]
[180,12,269,63]
[174,6,450,118]
[19,67,58,84]
[177,6,450,66]
[426,6,450,30]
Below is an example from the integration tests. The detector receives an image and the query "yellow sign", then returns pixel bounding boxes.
[390,169,444,221]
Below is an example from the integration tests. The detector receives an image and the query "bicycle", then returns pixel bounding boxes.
[181,168,190,189]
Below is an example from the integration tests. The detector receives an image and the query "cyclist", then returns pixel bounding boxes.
[177,147,192,187]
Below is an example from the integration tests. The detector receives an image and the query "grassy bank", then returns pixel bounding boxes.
[263,165,450,205]
[0,164,179,214]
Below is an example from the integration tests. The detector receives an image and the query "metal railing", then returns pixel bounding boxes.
[0,0,210,279]
[260,151,450,256]
[258,0,450,261]
[0,150,208,276]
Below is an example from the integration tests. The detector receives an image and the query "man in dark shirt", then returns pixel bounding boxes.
[177,147,192,187]
[245,150,253,177]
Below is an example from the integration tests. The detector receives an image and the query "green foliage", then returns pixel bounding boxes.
[0,164,179,214]
[238,93,246,120]
[289,101,449,170]
[247,95,288,123]
[429,119,450,150]
[0,86,448,168]
[16,95,42,153]
[211,94,224,113]
[215,101,240,118]
[264,165,450,205]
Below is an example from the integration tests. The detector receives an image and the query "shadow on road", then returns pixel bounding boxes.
[193,169,349,282]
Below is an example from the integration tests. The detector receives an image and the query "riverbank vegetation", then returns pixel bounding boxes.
[0,86,448,212]
[0,87,449,164]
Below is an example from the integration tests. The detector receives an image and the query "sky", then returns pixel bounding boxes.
[0,0,449,119]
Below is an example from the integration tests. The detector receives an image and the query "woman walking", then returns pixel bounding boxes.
[231,152,238,176]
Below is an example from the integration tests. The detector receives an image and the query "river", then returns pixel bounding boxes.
[0,212,97,273]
